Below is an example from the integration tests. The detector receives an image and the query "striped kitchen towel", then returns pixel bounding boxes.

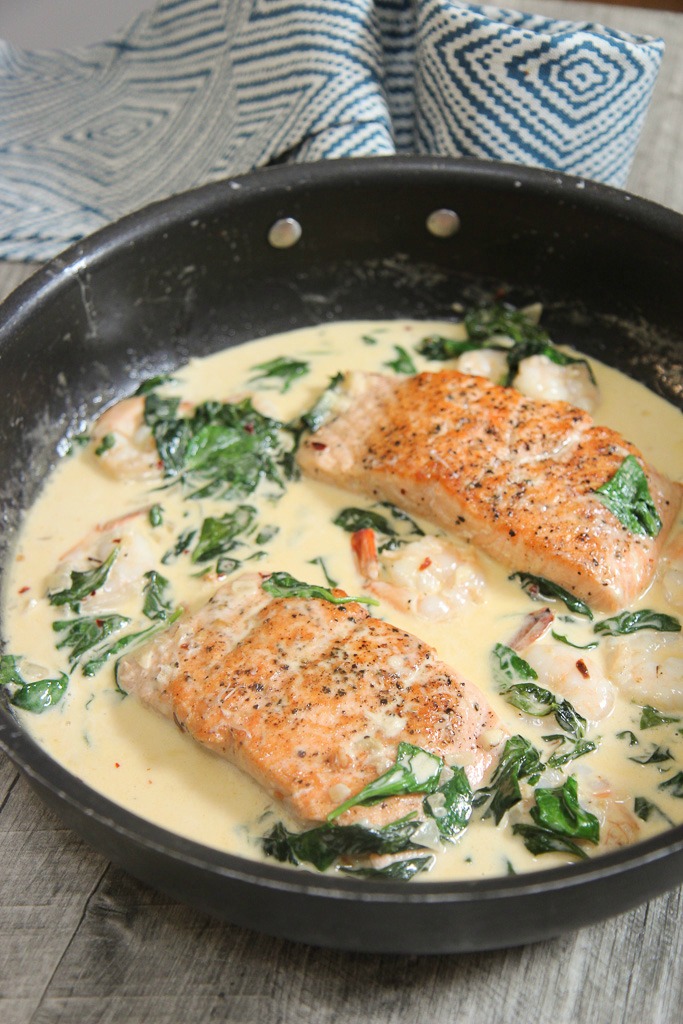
[0,0,664,262]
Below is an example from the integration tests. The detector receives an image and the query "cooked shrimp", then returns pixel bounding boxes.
[509,767,639,854]
[577,771,641,850]
[513,354,599,413]
[351,528,486,620]
[49,509,156,613]
[603,631,683,713]
[518,637,616,724]
[455,349,508,384]
[90,396,162,481]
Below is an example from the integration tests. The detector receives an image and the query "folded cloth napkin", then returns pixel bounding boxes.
[0,0,664,262]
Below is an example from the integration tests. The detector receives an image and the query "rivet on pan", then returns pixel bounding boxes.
[426,208,460,238]
[268,217,302,249]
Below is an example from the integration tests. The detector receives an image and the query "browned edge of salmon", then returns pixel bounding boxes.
[297,370,682,612]
[117,572,506,828]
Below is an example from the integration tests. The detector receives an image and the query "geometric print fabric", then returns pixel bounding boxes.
[0,0,664,261]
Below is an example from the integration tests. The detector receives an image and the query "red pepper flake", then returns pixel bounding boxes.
[576,659,590,679]
[311,441,327,451]
[18,585,30,594]
[419,557,432,571]
[244,422,255,434]
[114,762,121,768]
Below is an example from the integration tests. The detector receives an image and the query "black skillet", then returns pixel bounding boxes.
[0,156,682,954]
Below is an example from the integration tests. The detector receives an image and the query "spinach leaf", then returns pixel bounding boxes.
[307,556,338,589]
[616,729,640,746]
[512,823,589,859]
[594,455,662,537]
[144,394,290,499]
[339,855,435,880]
[255,525,279,545]
[161,528,197,565]
[376,502,425,537]
[94,433,116,457]
[261,571,378,608]
[416,336,483,361]
[333,507,396,537]
[477,734,544,825]
[142,571,174,621]
[543,734,597,768]
[134,374,176,395]
[327,742,444,821]
[148,504,164,527]
[191,505,257,564]
[550,630,598,651]
[658,772,683,798]
[531,776,599,843]
[84,607,182,679]
[594,610,681,637]
[261,816,423,872]
[464,304,549,346]
[333,504,424,550]
[248,355,309,393]
[629,744,674,766]
[48,548,117,613]
[639,705,681,730]
[53,613,130,666]
[423,765,473,840]
[385,345,417,375]
[509,572,593,619]
[491,643,586,739]
[0,655,68,713]
[634,796,674,825]
[490,642,538,687]
[300,373,344,433]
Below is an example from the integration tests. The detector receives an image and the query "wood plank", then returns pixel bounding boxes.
[0,776,107,1024]
[11,872,682,1024]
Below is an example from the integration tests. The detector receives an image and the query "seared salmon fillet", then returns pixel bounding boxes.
[297,370,682,612]
[117,573,504,825]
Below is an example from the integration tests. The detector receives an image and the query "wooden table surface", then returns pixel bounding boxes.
[1,3,682,1022]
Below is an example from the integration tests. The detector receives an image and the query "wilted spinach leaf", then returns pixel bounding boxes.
[594,455,662,537]
[0,654,68,713]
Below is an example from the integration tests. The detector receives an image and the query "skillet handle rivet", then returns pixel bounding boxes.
[426,209,460,238]
[268,217,302,249]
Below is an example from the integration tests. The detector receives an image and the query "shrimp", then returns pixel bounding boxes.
[513,354,599,413]
[90,391,275,482]
[455,349,508,384]
[577,770,641,850]
[351,528,486,620]
[509,766,640,855]
[603,631,683,713]
[49,509,157,613]
[90,396,162,481]
[516,634,616,725]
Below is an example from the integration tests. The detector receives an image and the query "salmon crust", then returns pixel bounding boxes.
[117,573,504,826]
[296,370,681,612]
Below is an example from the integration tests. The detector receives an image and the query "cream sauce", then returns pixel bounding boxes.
[3,319,683,880]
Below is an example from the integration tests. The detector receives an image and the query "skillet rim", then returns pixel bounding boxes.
[1,155,682,949]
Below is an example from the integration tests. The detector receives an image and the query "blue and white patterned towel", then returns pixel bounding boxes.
[0,0,664,262]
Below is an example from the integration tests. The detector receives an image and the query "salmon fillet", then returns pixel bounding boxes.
[117,572,504,826]
[297,370,682,613]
